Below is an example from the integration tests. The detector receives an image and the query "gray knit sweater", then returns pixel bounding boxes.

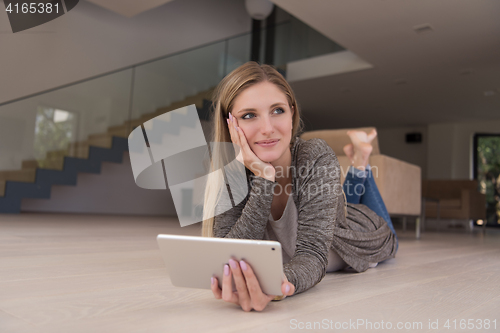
[213,138,397,295]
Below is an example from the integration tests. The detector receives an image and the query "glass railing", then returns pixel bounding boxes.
[0,18,343,179]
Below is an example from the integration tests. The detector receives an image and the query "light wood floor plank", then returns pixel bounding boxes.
[1,214,499,332]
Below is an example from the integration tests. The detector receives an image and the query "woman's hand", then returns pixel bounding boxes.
[210,259,295,312]
[227,113,275,182]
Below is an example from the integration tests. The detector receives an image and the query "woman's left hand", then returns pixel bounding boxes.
[210,259,295,312]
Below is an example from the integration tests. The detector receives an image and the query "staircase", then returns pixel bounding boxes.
[0,89,213,213]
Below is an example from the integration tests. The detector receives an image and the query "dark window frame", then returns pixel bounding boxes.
[473,133,500,226]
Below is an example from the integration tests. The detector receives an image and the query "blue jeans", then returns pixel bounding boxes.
[342,164,398,249]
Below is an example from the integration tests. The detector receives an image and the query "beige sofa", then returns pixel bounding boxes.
[301,127,422,231]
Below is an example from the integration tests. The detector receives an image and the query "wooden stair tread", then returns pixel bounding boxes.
[22,158,64,171]
[0,169,37,183]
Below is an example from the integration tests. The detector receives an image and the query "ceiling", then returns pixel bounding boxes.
[85,0,177,17]
[271,0,500,129]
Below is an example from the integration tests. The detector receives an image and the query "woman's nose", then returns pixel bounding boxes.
[260,115,275,135]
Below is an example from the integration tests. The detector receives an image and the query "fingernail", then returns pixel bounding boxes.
[211,277,215,285]
[224,264,229,276]
[235,126,239,132]
[285,284,290,293]
[228,259,237,269]
[229,113,232,120]
[239,260,247,271]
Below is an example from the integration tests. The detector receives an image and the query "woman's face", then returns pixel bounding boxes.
[231,81,294,165]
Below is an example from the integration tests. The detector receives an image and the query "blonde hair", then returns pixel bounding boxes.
[201,62,302,237]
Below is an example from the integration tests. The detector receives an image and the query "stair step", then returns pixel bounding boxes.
[88,133,113,149]
[68,142,90,159]
[120,119,142,130]
[0,169,37,183]
[22,160,39,170]
[46,150,68,160]
[22,158,65,171]
[68,141,89,149]
[40,157,65,170]
[0,169,37,197]
[107,125,130,138]
[139,113,158,123]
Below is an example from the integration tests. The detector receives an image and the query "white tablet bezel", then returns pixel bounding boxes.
[156,234,284,296]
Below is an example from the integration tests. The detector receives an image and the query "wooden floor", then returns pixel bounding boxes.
[1,214,499,333]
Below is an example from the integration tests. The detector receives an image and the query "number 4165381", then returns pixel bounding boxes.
[5,2,60,14]
[444,319,497,330]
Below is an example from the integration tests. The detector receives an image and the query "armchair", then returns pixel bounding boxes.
[421,180,486,221]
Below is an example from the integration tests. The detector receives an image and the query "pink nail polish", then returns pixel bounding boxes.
[228,259,237,269]
[239,260,247,271]
[211,277,215,285]
[224,264,229,276]
[229,113,232,120]
[285,284,290,294]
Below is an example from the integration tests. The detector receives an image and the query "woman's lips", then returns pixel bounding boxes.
[255,139,279,147]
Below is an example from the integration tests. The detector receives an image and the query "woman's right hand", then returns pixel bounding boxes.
[227,112,275,182]
[210,259,295,312]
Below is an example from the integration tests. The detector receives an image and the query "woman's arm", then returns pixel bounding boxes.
[284,139,342,294]
[213,114,277,240]
[213,175,275,239]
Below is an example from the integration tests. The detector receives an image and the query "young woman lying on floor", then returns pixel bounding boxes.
[202,61,397,312]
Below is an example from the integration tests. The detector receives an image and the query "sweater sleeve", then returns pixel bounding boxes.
[283,139,341,295]
[213,175,276,240]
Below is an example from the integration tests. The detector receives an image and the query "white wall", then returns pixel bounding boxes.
[377,119,500,181]
[426,122,457,180]
[377,126,428,179]
[0,0,251,104]
[434,119,500,180]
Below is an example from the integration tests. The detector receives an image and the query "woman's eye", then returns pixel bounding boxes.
[240,108,284,119]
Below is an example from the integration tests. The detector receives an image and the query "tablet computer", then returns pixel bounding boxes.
[156,234,284,296]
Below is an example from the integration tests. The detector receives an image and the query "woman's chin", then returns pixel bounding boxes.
[255,152,279,164]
